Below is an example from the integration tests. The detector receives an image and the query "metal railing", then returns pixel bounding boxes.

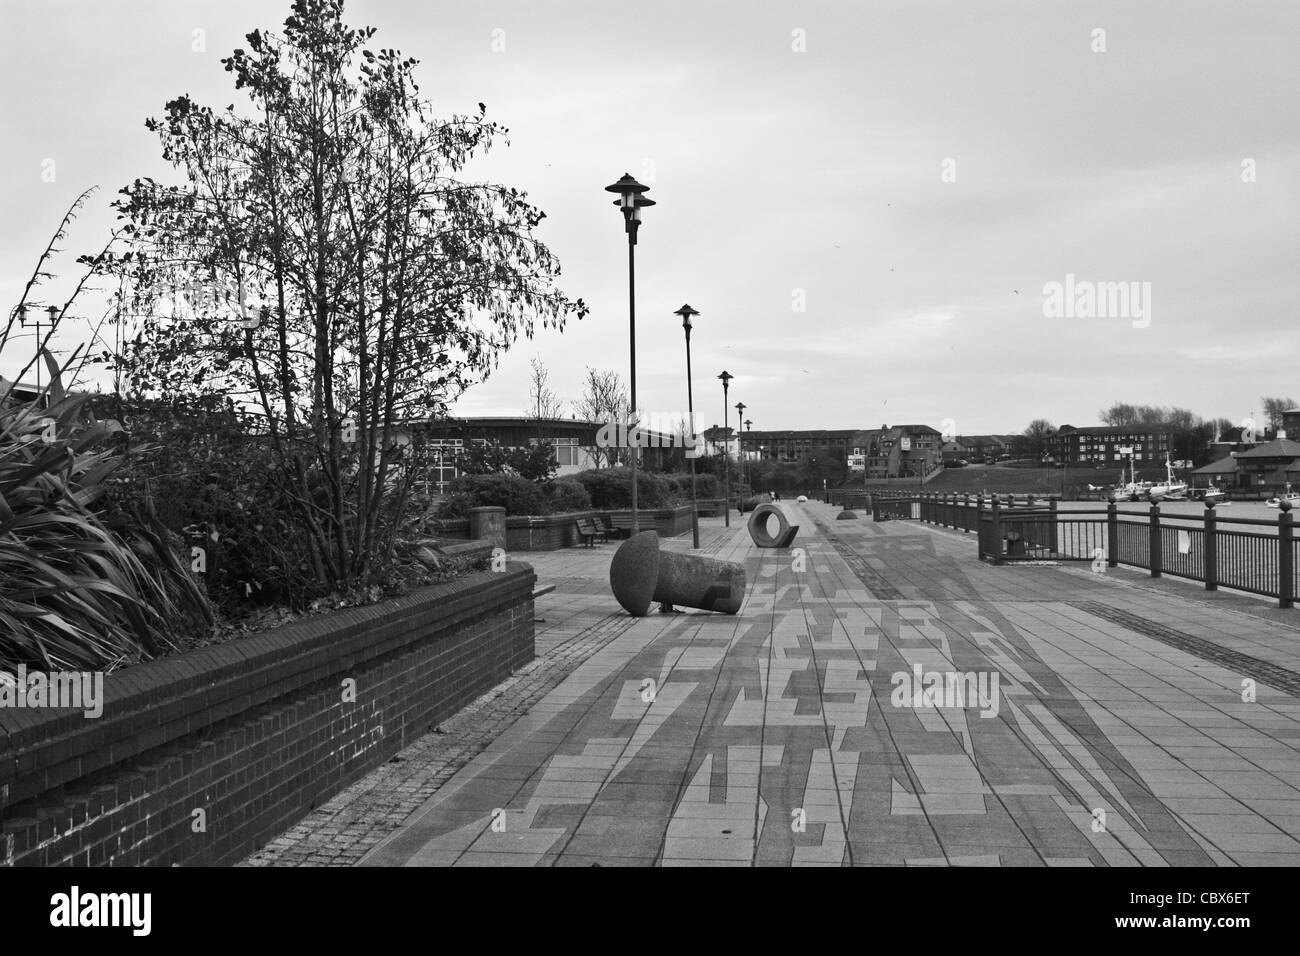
[872,493,920,520]
[871,491,1297,609]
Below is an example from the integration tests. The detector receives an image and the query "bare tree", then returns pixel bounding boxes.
[526,355,566,421]
[1022,418,1055,458]
[1261,396,1298,434]
[575,366,627,468]
[1101,402,1167,426]
[1098,402,1139,427]
[1209,417,1235,442]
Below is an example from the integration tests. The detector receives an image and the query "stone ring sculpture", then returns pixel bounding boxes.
[747,503,799,548]
[609,531,746,617]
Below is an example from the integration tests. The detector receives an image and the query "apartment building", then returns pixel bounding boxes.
[1048,425,1172,466]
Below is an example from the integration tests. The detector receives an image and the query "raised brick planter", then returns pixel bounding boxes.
[506,513,586,551]
[0,563,535,867]
[604,505,694,540]
[427,506,695,552]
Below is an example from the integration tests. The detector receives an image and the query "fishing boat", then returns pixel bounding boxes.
[1111,454,1153,501]
[1266,484,1300,508]
[1147,456,1189,502]
[1195,483,1228,504]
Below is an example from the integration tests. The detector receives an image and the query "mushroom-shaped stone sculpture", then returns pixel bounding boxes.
[609,531,746,617]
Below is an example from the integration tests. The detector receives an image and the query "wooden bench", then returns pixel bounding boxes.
[575,517,606,547]
[604,514,638,539]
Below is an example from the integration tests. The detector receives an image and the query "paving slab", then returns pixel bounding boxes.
[246,501,1300,866]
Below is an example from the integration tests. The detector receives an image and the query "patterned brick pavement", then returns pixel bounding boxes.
[239,594,640,865]
[247,502,1300,866]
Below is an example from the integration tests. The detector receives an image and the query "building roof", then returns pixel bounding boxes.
[1233,438,1300,459]
[0,376,93,402]
[1191,457,1239,475]
[422,416,680,444]
[743,429,859,441]
[1056,424,1170,436]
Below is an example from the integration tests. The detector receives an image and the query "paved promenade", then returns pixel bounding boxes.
[248,501,1300,867]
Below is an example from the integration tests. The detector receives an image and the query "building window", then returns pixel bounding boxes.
[552,437,581,467]
[421,439,463,493]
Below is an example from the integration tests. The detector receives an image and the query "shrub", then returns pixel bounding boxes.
[545,478,591,513]
[455,440,558,482]
[95,394,319,613]
[657,471,719,500]
[441,473,549,516]
[0,386,213,672]
[511,442,560,482]
[570,467,673,509]
[436,493,473,521]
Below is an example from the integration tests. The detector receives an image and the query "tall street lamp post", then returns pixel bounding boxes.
[15,304,58,401]
[674,304,701,548]
[744,417,753,497]
[605,174,654,534]
[735,402,747,498]
[719,371,733,527]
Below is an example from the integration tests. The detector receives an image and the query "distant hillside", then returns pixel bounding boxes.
[922,469,1067,495]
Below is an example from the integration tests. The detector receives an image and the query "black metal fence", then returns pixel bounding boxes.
[869,491,1297,609]
[873,495,919,520]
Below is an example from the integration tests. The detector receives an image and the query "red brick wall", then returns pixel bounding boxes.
[0,564,535,867]
[427,506,694,551]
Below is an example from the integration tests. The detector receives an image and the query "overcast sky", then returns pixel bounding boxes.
[3,0,1297,435]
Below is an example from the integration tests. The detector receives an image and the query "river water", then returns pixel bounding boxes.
[1058,499,1285,528]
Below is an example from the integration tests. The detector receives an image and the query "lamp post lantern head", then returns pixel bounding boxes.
[605,173,649,208]
[718,370,733,391]
[46,306,58,321]
[735,401,746,418]
[674,303,698,331]
[631,195,654,216]
[16,304,27,326]
[744,419,752,430]
[606,174,652,242]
